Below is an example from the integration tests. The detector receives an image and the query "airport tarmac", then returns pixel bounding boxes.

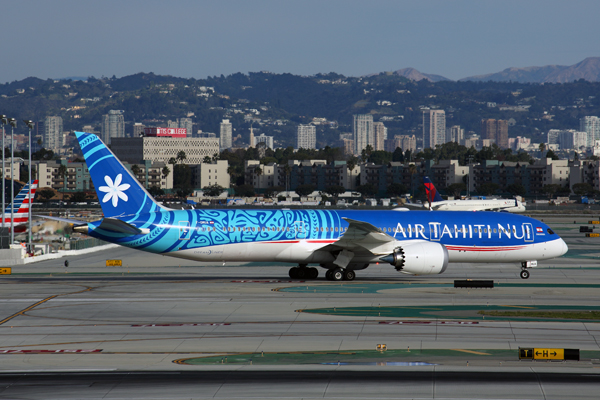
[1,214,600,399]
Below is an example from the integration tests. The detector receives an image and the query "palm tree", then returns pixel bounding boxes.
[254,165,263,186]
[408,164,417,197]
[282,164,291,192]
[57,164,67,200]
[176,150,187,164]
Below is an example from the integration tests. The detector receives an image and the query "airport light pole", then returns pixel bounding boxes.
[24,120,34,252]
[0,115,6,247]
[7,118,16,245]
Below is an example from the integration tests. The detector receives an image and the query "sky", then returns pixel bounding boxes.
[1,0,599,83]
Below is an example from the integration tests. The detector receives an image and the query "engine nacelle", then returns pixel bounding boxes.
[380,241,449,275]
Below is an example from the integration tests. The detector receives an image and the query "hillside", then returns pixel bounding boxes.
[461,57,600,83]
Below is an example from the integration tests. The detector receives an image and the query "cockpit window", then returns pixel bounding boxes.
[547,228,555,235]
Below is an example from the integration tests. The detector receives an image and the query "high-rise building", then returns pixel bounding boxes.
[496,120,508,148]
[353,114,373,155]
[178,118,193,137]
[480,119,508,148]
[373,122,387,151]
[254,133,273,149]
[101,110,125,144]
[548,129,587,151]
[447,125,464,143]
[43,116,63,151]
[384,135,416,153]
[580,116,600,148]
[296,124,316,149]
[219,119,232,150]
[133,123,145,137]
[423,109,446,149]
[167,120,178,129]
[249,125,255,148]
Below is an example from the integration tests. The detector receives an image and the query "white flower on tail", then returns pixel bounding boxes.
[99,174,130,207]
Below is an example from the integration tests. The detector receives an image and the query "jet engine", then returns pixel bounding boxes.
[380,241,449,275]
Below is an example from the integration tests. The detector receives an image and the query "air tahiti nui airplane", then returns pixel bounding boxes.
[54,132,567,281]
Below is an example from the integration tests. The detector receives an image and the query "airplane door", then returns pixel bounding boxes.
[523,223,533,242]
[294,221,307,239]
[179,221,191,240]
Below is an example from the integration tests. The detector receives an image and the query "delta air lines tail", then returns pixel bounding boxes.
[423,176,526,212]
[68,132,565,280]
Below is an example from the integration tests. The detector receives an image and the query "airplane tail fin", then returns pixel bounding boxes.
[75,131,163,218]
[423,176,443,204]
[3,180,37,225]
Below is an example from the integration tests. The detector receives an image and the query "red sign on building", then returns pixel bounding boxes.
[144,127,187,138]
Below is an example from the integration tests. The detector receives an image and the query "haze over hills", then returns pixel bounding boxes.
[391,68,451,83]
[460,57,600,83]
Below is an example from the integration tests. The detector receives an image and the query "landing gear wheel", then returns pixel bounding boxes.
[308,267,318,280]
[325,269,333,281]
[331,268,344,281]
[343,269,356,281]
[295,267,306,279]
[520,269,530,279]
[289,267,298,279]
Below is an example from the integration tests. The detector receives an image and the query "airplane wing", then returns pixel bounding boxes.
[315,218,408,269]
[36,214,89,225]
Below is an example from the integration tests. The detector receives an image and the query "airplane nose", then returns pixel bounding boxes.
[560,239,568,256]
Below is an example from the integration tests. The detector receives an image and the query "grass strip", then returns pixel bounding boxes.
[478,310,600,319]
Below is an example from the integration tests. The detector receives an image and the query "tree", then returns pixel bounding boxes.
[57,164,68,198]
[202,156,212,164]
[539,143,546,154]
[541,184,561,199]
[176,150,187,164]
[572,182,594,196]
[162,166,170,180]
[356,183,377,198]
[202,184,225,197]
[477,182,500,196]
[131,164,141,180]
[545,149,559,160]
[506,183,527,197]
[392,147,404,162]
[282,164,291,191]
[386,182,408,197]
[360,144,373,161]
[264,185,284,199]
[295,184,316,197]
[148,186,164,197]
[234,184,255,197]
[324,185,346,200]
[69,192,88,203]
[445,183,466,198]
[37,188,55,202]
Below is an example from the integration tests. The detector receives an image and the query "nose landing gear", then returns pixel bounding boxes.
[520,269,530,279]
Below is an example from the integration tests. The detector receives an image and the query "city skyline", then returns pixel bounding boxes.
[1,1,599,83]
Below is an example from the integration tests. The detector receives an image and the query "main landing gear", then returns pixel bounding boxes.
[289,264,319,280]
[325,268,356,281]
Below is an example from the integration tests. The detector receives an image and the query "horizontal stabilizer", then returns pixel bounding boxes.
[35,215,88,225]
[98,218,146,235]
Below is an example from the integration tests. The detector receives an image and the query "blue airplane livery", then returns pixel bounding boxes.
[63,132,567,281]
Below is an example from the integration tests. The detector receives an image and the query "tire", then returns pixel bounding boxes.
[296,268,306,279]
[325,269,333,280]
[520,269,530,279]
[343,270,356,281]
[308,267,318,279]
[289,267,298,279]
[331,268,344,281]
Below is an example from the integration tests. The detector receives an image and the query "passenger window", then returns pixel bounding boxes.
[335,227,338,232]
[493,229,497,233]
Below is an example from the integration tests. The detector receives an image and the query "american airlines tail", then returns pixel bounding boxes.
[2,180,38,231]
